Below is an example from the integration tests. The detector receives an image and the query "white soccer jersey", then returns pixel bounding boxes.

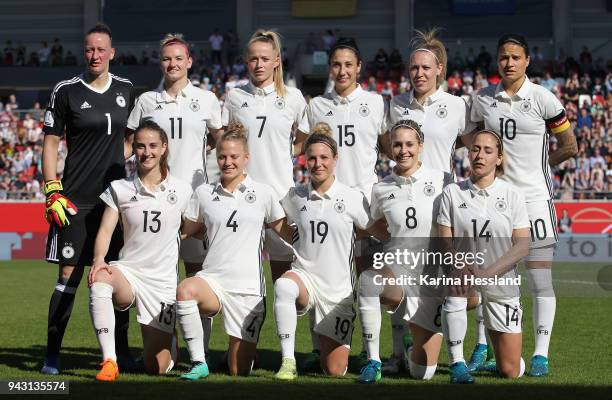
[388,88,474,174]
[127,82,222,189]
[100,174,192,286]
[299,85,386,199]
[281,178,371,305]
[370,165,451,238]
[221,82,307,198]
[185,175,285,296]
[470,78,570,202]
[437,178,530,298]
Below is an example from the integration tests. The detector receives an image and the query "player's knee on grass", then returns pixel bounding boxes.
[408,357,437,380]
[322,358,348,376]
[497,358,521,379]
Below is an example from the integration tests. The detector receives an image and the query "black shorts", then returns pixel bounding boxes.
[46,203,122,266]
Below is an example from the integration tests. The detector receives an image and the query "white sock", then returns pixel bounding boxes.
[177,300,205,364]
[527,269,555,358]
[274,278,299,360]
[442,296,468,365]
[308,309,320,352]
[518,357,525,378]
[390,307,407,357]
[475,303,487,345]
[201,316,213,354]
[408,351,437,380]
[358,293,382,362]
[89,282,117,362]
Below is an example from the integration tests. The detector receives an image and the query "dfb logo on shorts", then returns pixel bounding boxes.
[62,245,75,259]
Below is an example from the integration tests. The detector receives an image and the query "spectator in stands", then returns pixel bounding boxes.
[64,51,77,66]
[38,41,50,66]
[578,108,593,129]
[541,71,557,92]
[476,45,491,71]
[447,70,463,95]
[465,47,476,69]
[209,28,224,65]
[50,38,63,66]
[389,49,403,74]
[322,29,336,52]
[3,41,15,65]
[579,45,592,73]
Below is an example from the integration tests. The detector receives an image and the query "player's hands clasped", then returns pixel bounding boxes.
[44,179,78,227]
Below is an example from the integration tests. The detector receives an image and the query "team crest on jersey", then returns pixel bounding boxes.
[423,183,436,196]
[245,192,256,203]
[436,105,448,119]
[116,94,126,108]
[358,104,370,117]
[62,244,75,259]
[495,197,508,212]
[520,99,532,113]
[274,97,286,110]
[189,99,200,112]
[167,190,177,204]
[334,199,346,213]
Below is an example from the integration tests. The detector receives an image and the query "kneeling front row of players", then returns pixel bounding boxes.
[88,119,530,384]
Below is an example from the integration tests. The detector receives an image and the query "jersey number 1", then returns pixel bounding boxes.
[105,113,111,135]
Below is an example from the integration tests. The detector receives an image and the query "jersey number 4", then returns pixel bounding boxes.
[226,210,239,232]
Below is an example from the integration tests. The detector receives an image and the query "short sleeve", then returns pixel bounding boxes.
[221,94,231,126]
[459,97,476,136]
[377,97,388,136]
[99,184,119,212]
[437,186,453,227]
[127,95,144,130]
[279,189,295,225]
[352,192,372,230]
[185,190,204,223]
[511,190,530,229]
[469,92,484,123]
[297,101,311,134]
[294,92,308,126]
[127,83,137,115]
[369,186,384,221]
[540,89,569,134]
[42,84,68,137]
[206,92,223,130]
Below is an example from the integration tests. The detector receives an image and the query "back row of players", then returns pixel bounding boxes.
[40,24,577,383]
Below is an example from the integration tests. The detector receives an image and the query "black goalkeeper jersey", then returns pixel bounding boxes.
[43,73,135,206]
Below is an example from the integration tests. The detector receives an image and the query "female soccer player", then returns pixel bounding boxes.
[384,28,474,374]
[41,23,136,374]
[176,124,289,379]
[358,120,451,383]
[88,121,192,381]
[438,129,530,383]
[298,37,388,369]
[274,127,371,380]
[127,33,222,355]
[470,34,578,376]
[221,30,308,282]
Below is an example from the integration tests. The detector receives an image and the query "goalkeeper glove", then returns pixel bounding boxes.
[44,179,78,227]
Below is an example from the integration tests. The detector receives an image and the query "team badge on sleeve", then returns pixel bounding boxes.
[424,183,436,196]
[274,97,286,110]
[44,110,54,127]
[436,105,448,119]
[189,99,200,112]
[520,99,532,113]
[495,198,508,212]
[116,94,126,108]
[245,192,257,203]
[358,104,370,117]
[334,199,346,213]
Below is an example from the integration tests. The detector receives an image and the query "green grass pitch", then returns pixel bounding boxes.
[1,260,610,399]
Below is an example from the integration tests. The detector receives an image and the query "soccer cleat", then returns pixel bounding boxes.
[96,359,119,382]
[179,362,210,381]
[467,344,488,372]
[41,355,60,375]
[527,355,549,377]
[477,358,498,373]
[381,353,405,374]
[300,350,321,372]
[117,353,144,373]
[449,362,475,384]
[357,359,382,384]
[275,358,297,380]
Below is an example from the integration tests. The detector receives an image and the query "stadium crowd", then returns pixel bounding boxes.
[1,42,610,200]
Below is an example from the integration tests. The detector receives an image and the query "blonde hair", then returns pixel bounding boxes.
[409,28,447,88]
[159,33,190,56]
[246,30,286,97]
[305,122,338,156]
[310,122,333,137]
[219,122,248,152]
